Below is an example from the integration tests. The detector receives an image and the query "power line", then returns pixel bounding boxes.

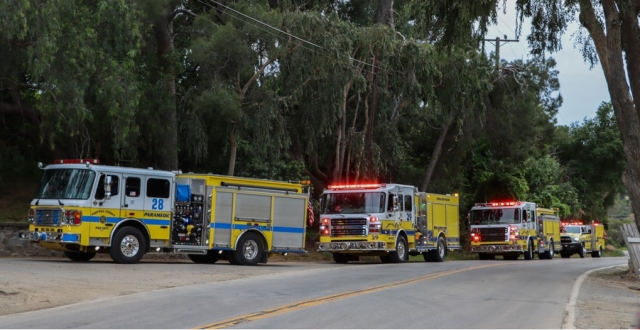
[498,15,528,55]
[196,0,379,71]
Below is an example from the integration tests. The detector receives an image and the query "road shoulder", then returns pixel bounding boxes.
[564,265,640,329]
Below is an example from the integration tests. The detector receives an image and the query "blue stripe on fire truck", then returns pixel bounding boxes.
[210,222,304,233]
[83,216,171,226]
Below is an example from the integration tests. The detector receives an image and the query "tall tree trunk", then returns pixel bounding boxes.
[153,12,178,171]
[374,0,394,28]
[420,110,455,192]
[227,122,237,176]
[578,1,640,230]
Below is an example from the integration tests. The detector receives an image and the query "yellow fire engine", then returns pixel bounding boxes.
[469,201,561,260]
[560,220,606,258]
[315,183,460,263]
[18,159,309,265]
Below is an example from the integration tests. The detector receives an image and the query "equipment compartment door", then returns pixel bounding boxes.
[272,195,306,250]
[232,193,273,248]
[212,189,234,246]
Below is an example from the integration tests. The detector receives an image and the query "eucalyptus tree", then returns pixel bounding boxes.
[0,0,143,168]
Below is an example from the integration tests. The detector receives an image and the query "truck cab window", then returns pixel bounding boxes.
[126,177,141,197]
[147,178,170,198]
[95,175,119,199]
[404,195,412,212]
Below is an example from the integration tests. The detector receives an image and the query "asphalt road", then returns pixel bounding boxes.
[0,257,628,329]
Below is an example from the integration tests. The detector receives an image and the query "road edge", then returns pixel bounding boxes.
[562,263,627,329]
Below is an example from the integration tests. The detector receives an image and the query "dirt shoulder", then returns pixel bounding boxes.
[0,255,335,317]
[574,265,640,329]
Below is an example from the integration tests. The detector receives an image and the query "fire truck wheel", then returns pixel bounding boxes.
[379,255,391,263]
[478,253,495,260]
[234,232,263,266]
[524,239,534,260]
[433,237,446,262]
[578,244,586,258]
[333,253,349,264]
[388,236,408,263]
[591,245,602,258]
[110,227,146,264]
[63,251,96,262]
[543,240,555,259]
[560,252,570,258]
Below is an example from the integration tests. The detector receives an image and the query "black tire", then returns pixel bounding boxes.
[504,254,519,260]
[234,232,264,266]
[432,237,446,262]
[333,253,349,264]
[560,252,571,258]
[478,253,495,260]
[109,227,146,264]
[591,245,602,258]
[524,239,534,260]
[388,236,408,263]
[578,244,586,258]
[188,251,221,264]
[380,255,391,263]
[543,240,555,259]
[63,251,96,262]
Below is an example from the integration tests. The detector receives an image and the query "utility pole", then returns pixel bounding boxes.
[482,36,519,71]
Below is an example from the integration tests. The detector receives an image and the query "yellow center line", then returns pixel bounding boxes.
[196,263,506,329]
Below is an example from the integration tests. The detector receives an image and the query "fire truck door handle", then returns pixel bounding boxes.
[160,226,168,229]
[105,223,114,227]
[123,203,128,207]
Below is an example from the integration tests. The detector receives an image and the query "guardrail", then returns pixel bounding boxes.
[621,223,640,279]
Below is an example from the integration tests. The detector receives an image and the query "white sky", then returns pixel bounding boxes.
[485,6,611,126]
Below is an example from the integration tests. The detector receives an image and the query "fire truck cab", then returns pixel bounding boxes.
[315,183,460,264]
[469,201,561,260]
[560,221,605,258]
[18,159,309,265]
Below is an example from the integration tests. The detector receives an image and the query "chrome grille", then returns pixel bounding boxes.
[478,227,507,242]
[561,237,572,244]
[331,218,367,236]
[36,210,62,226]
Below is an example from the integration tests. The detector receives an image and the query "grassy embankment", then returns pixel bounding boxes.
[0,177,38,223]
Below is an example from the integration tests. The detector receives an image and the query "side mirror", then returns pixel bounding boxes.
[588,229,592,234]
[393,196,399,212]
[104,176,112,200]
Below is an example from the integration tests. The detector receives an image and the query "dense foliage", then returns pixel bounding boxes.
[0,0,628,226]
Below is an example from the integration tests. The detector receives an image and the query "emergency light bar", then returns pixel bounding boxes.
[474,201,522,207]
[327,183,385,189]
[54,159,100,164]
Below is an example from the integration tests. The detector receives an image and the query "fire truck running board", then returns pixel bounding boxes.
[173,247,208,254]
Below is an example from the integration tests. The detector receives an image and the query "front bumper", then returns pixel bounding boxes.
[316,241,387,252]
[18,231,81,244]
[470,244,523,253]
[561,242,581,253]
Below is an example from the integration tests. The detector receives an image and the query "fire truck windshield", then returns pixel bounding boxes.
[35,169,96,200]
[471,208,521,225]
[321,192,385,214]
[563,226,581,233]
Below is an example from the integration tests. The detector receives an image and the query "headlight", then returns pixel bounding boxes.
[571,237,579,242]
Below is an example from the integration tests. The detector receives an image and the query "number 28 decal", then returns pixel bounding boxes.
[151,198,164,210]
